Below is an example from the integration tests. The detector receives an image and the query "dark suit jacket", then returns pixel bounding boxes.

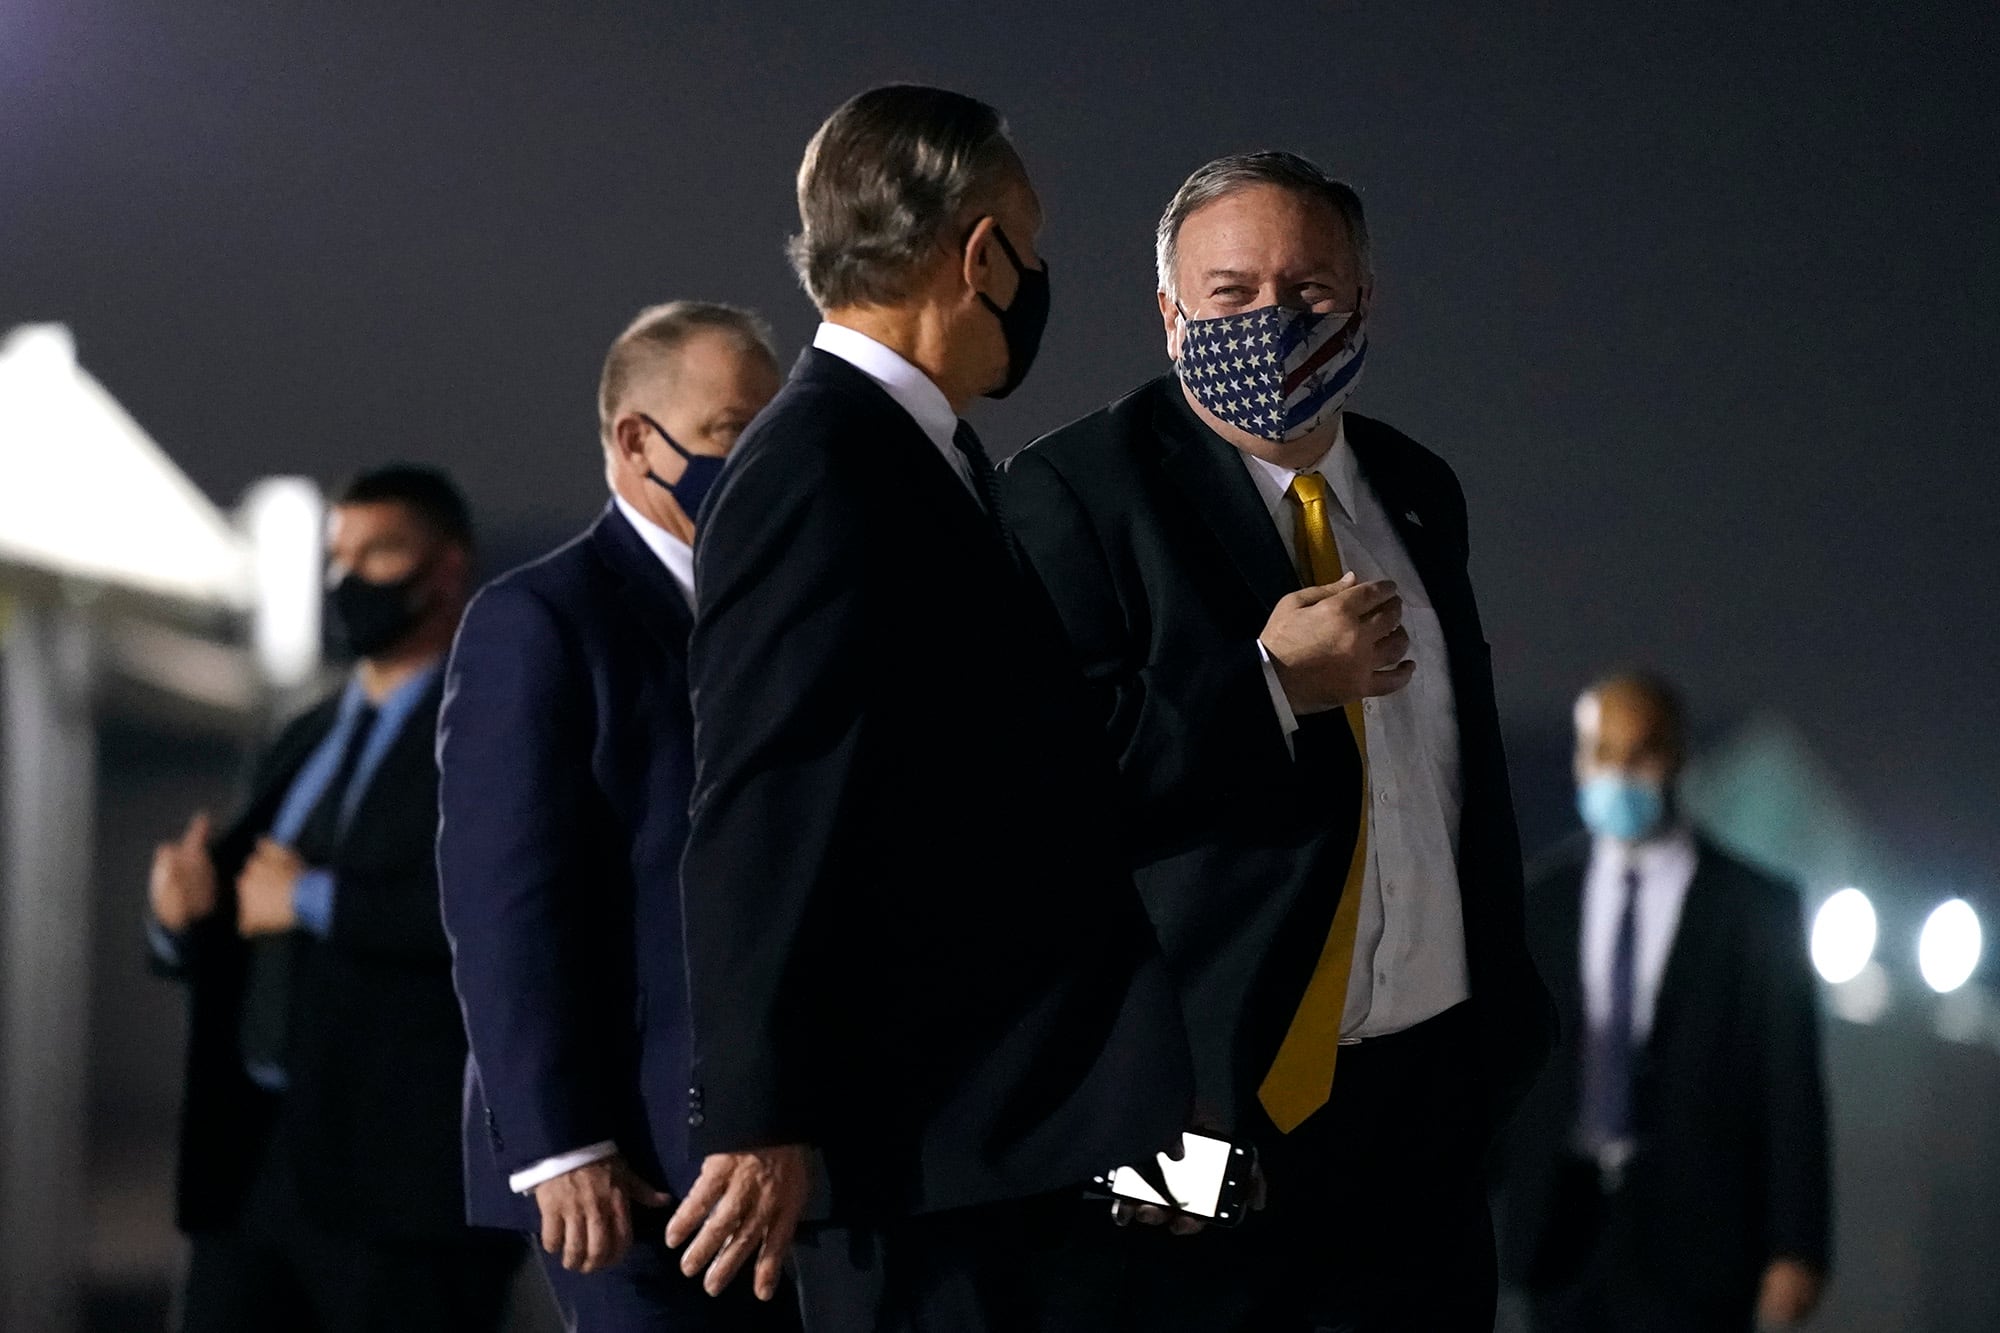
[680,348,1193,1220]
[1496,835,1832,1316]
[152,676,471,1241]
[999,377,1554,1138]
[438,506,703,1230]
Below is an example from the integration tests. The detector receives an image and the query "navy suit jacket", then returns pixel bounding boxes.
[438,504,701,1230]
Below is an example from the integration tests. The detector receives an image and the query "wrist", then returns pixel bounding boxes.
[1264,654,1332,716]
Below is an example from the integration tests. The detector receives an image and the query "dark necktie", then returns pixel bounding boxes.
[952,420,1008,539]
[239,702,380,1080]
[1583,864,1642,1151]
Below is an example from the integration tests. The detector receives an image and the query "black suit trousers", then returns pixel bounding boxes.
[177,1093,519,1333]
[790,1191,1127,1333]
[1074,1003,1497,1333]
[1525,1167,1756,1333]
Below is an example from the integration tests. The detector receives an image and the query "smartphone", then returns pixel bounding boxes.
[1090,1131,1257,1227]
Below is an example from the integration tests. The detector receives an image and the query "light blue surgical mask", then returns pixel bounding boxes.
[1577,773,1668,843]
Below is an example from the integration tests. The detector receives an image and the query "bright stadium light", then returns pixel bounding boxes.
[1810,888,1877,984]
[1919,899,1982,994]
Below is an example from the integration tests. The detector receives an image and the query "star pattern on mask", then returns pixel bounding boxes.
[1177,304,1365,438]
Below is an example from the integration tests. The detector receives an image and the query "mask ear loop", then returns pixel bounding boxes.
[638,413,695,463]
[636,412,697,493]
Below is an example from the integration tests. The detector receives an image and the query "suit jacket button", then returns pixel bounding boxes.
[688,1112,705,1128]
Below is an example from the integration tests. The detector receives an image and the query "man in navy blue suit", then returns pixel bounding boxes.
[437,301,789,1331]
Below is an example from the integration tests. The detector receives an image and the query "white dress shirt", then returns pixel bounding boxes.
[1579,825,1698,1044]
[612,492,696,607]
[811,321,981,499]
[1239,419,1471,1040]
[506,495,697,1196]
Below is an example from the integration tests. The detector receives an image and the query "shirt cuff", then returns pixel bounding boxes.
[146,917,186,967]
[292,870,336,938]
[510,1141,621,1195]
[1256,640,1301,757]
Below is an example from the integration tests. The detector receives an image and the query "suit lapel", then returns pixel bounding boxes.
[1647,843,1724,1052]
[1149,381,1302,615]
[588,504,693,661]
[1343,415,1459,619]
[1546,862,1588,1042]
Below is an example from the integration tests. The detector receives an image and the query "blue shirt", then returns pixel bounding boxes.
[272,664,441,932]
[149,664,441,1086]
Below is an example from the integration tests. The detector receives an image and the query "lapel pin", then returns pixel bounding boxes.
[1404,509,1423,527]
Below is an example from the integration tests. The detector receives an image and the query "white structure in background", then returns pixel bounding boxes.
[0,323,324,1333]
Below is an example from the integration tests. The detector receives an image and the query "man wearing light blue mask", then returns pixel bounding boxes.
[1496,673,1831,1333]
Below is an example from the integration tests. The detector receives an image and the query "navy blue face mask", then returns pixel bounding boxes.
[639,414,727,522]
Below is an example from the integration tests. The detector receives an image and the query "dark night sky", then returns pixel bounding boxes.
[5,1,1996,892]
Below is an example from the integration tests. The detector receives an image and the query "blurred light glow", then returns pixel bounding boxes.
[241,477,323,688]
[1811,887,1877,984]
[1919,899,1982,994]
[1827,960,1891,1025]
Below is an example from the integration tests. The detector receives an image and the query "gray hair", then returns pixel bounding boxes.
[597,300,777,440]
[787,84,1021,311]
[1155,151,1371,299]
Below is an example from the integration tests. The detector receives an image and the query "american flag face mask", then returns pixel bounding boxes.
[1174,301,1367,443]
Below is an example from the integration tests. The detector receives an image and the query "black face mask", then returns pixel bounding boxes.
[975,225,1050,399]
[327,568,427,659]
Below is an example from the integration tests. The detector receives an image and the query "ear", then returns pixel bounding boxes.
[1157,288,1182,359]
[434,541,473,599]
[609,412,651,470]
[960,213,1005,304]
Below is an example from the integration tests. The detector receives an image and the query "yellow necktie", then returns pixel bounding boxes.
[1257,472,1371,1133]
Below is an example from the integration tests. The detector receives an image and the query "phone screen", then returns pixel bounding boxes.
[1107,1132,1234,1218]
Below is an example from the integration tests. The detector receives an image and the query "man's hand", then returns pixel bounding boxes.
[1260,573,1414,715]
[1757,1257,1824,1326]
[236,839,305,936]
[149,812,218,932]
[665,1145,810,1301]
[1110,1158,1268,1237]
[534,1155,671,1274]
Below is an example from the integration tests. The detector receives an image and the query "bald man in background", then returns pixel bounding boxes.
[1496,674,1831,1333]
[439,302,792,1331]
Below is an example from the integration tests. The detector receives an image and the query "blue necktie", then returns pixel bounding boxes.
[1584,864,1642,1151]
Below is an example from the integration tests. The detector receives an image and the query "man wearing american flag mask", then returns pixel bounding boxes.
[999,152,1555,1331]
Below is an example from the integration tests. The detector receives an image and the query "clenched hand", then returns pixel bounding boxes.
[534,1155,671,1274]
[150,812,217,932]
[236,838,304,936]
[1260,573,1413,715]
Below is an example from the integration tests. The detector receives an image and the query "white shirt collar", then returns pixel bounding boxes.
[611,492,695,609]
[1590,822,1699,880]
[812,320,960,457]
[1234,415,1362,522]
